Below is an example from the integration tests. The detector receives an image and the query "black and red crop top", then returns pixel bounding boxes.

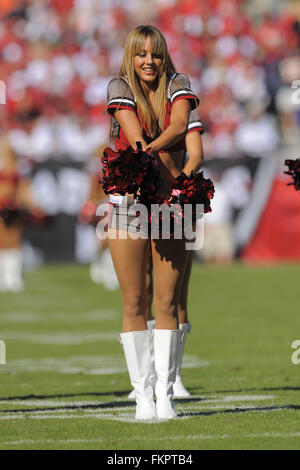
[106,73,204,152]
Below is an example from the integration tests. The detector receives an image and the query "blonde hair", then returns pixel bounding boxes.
[119,25,175,138]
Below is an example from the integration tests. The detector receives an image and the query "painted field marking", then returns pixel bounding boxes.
[202,394,276,403]
[0,399,130,407]
[0,405,292,423]
[0,331,119,344]
[0,438,104,446]
[0,309,119,323]
[0,354,208,375]
[0,392,280,425]
[0,394,276,408]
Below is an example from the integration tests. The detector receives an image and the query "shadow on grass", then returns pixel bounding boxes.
[1,391,300,417]
[0,396,204,414]
[0,401,136,414]
[180,404,300,418]
[2,402,300,416]
[0,391,130,401]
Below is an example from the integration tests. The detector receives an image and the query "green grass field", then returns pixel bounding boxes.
[0,262,300,450]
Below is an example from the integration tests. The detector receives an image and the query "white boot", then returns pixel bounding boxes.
[120,330,157,420]
[153,329,180,420]
[128,319,156,399]
[173,322,191,398]
[0,252,6,292]
[0,249,24,292]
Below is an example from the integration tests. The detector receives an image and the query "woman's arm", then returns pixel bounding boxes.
[146,100,190,153]
[183,130,204,175]
[114,99,191,153]
[114,109,148,150]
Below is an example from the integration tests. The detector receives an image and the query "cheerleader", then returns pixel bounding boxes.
[105,25,205,420]
[0,137,23,292]
[129,108,205,399]
[0,136,43,292]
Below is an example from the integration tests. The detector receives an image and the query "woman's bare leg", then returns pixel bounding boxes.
[108,230,150,332]
[145,253,155,322]
[177,250,193,324]
[151,238,190,330]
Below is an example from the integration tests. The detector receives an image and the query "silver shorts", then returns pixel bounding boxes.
[108,195,149,238]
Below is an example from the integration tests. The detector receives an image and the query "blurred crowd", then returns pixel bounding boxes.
[0,0,299,164]
[0,0,300,279]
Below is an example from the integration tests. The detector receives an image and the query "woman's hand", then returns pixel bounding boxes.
[145,146,160,160]
[145,146,154,154]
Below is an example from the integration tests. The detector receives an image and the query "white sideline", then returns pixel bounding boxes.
[0,394,275,407]
[0,393,279,423]
[0,309,119,323]
[0,331,120,344]
[0,354,207,375]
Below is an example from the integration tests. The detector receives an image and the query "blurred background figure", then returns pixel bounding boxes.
[77,146,118,291]
[199,170,235,264]
[0,0,299,273]
[0,135,44,291]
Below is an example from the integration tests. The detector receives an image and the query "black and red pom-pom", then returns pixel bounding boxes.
[0,197,22,226]
[285,159,300,190]
[153,171,215,238]
[100,143,159,200]
[169,171,215,213]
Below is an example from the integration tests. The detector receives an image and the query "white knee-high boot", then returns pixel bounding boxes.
[173,322,191,398]
[120,330,157,420]
[127,319,156,399]
[153,329,180,420]
[0,249,24,292]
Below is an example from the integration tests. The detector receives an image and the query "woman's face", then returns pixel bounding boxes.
[134,36,163,86]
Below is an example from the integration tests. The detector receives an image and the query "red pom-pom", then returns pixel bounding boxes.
[285,159,300,190]
[151,171,215,238]
[100,143,159,200]
[169,171,215,213]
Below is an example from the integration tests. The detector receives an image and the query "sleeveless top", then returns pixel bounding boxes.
[106,73,204,152]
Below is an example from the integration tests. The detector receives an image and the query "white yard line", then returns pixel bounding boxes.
[0,331,120,344]
[0,438,105,446]
[0,355,207,375]
[0,309,119,323]
[0,393,282,423]
[0,394,275,408]
[202,394,276,402]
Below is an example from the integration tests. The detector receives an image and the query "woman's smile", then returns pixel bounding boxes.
[134,36,162,85]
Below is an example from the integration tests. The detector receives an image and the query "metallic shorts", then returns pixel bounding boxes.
[108,195,149,238]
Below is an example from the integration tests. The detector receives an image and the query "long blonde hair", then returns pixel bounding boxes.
[119,25,175,138]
